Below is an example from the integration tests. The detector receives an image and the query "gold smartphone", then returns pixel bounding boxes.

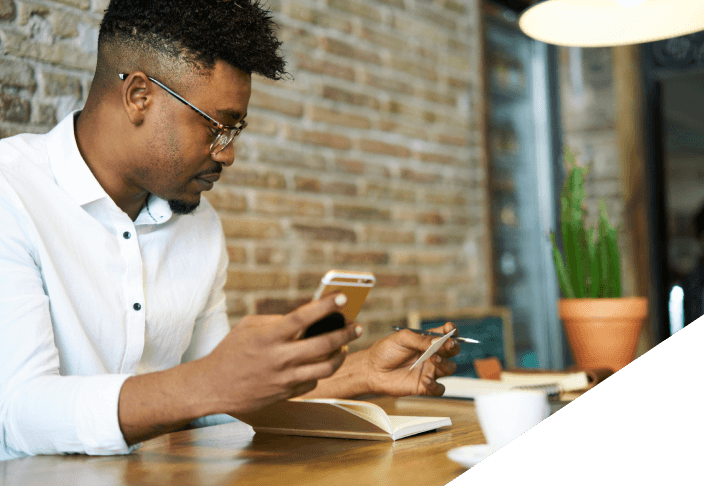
[303,270,375,338]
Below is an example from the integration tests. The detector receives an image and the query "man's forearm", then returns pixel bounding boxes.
[117,358,224,445]
[301,349,373,399]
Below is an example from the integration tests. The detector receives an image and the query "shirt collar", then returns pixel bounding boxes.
[46,110,173,225]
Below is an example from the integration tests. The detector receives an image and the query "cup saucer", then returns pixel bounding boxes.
[447,444,495,468]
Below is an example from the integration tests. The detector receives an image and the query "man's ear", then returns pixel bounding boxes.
[121,72,153,126]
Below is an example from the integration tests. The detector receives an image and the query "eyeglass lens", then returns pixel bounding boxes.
[211,129,237,154]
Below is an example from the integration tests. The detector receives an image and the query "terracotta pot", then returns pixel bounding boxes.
[559,297,648,372]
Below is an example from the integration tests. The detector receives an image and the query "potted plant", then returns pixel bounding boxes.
[549,148,647,372]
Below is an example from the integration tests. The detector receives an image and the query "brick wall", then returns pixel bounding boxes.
[1,0,490,351]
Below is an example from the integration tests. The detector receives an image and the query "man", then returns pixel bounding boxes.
[0,0,459,460]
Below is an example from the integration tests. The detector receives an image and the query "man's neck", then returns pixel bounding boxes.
[74,106,149,221]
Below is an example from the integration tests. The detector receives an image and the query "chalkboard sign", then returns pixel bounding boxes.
[407,307,514,378]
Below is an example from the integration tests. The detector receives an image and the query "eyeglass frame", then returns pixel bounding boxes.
[118,73,247,154]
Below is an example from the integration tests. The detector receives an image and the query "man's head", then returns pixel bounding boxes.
[89,0,288,215]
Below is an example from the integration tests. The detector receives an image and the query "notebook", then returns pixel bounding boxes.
[236,398,452,441]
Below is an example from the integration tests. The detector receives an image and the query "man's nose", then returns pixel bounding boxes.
[212,141,236,167]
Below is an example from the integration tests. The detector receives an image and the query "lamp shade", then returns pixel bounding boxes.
[518,0,704,47]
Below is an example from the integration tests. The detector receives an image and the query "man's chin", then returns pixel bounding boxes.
[168,198,200,215]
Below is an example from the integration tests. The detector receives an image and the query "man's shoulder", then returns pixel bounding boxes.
[0,132,51,180]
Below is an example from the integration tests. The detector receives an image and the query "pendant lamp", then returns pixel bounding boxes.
[518,0,704,47]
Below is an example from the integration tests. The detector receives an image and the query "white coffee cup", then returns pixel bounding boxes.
[474,389,550,451]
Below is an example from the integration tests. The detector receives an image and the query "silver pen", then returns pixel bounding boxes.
[391,326,480,344]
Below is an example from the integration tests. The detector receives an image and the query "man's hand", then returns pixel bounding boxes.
[202,293,362,416]
[362,321,460,397]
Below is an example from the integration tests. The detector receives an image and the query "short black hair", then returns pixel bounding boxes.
[98,0,288,80]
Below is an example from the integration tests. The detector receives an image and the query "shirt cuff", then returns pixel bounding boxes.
[74,374,136,456]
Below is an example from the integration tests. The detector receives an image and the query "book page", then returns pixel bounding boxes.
[500,371,589,391]
[438,376,515,399]
[387,415,452,440]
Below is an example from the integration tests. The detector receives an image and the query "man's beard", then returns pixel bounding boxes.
[168,199,200,215]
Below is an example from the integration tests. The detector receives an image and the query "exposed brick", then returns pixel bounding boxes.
[221,217,284,239]
[362,181,415,202]
[51,10,79,38]
[374,273,420,288]
[278,25,318,49]
[358,139,411,158]
[425,232,466,246]
[284,1,352,33]
[294,52,355,81]
[36,103,56,125]
[225,293,247,316]
[17,1,49,25]
[302,246,326,264]
[255,246,289,265]
[430,132,469,147]
[415,5,457,31]
[255,297,310,315]
[292,223,357,242]
[254,193,325,218]
[416,87,456,106]
[413,151,456,165]
[243,115,278,136]
[364,225,415,245]
[390,56,437,81]
[400,168,443,184]
[54,0,89,9]
[250,90,304,118]
[297,271,326,290]
[335,158,366,175]
[320,37,380,65]
[227,245,247,264]
[0,94,30,123]
[333,203,391,222]
[308,105,371,129]
[425,190,467,206]
[285,126,352,150]
[203,189,247,212]
[360,295,394,312]
[258,145,326,171]
[327,0,382,23]
[321,85,380,110]
[360,71,413,95]
[0,31,96,71]
[0,58,36,91]
[332,250,389,265]
[221,165,287,189]
[443,0,466,14]
[395,251,455,266]
[226,270,290,291]
[374,119,428,140]
[356,26,407,52]
[295,176,358,196]
[0,0,15,19]
[42,71,83,98]
[403,293,449,311]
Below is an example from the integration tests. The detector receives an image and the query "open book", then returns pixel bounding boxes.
[236,398,451,441]
[438,368,612,400]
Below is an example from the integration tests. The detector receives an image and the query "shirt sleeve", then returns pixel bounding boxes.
[0,182,135,460]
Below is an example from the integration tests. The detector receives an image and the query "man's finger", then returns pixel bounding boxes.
[290,347,348,383]
[280,293,348,339]
[287,322,361,364]
[432,355,457,377]
[421,375,445,397]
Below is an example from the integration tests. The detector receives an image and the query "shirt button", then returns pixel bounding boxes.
[123,231,131,239]
[133,303,141,311]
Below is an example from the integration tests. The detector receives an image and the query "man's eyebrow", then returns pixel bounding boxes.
[217,109,247,124]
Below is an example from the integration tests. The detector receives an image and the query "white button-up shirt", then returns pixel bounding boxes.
[0,112,231,460]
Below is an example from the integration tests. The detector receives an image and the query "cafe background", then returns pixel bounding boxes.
[1,0,696,367]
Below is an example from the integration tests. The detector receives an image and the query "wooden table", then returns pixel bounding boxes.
[0,396,569,486]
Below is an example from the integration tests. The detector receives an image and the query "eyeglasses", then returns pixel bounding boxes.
[118,73,247,154]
